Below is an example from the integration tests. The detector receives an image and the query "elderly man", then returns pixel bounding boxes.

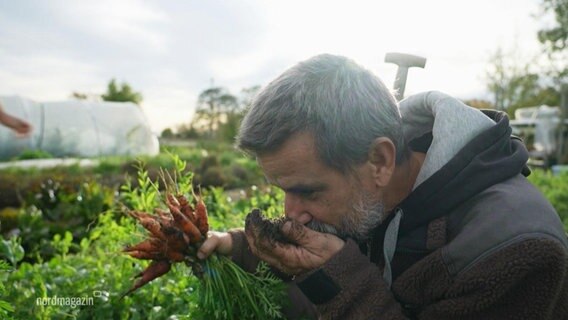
[199,54,568,319]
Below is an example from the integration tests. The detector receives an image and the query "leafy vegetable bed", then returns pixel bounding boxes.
[0,155,287,319]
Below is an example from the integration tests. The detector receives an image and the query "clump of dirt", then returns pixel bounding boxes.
[245,209,294,245]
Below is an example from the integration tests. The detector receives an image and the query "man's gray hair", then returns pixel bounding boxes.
[237,54,408,172]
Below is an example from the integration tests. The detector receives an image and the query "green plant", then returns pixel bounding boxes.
[14,179,116,262]
[0,260,15,319]
[15,149,54,160]
[120,161,160,212]
[528,169,568,230]
[0,237,24,268]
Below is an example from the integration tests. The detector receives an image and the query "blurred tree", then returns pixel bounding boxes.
[538,0,567,52]
[508,86,561,118]
[160,128,174,139]
[187,85,262,142]
[462,99,494,110]
[240,85,261,109]
[485,47,536,110]
[195,87,238,139]
[537,0,567,83]
[483,46,559,117]
[101,79,143,105]
[219,85,261,142]
[518,86,560,107]
[176,123,200,139]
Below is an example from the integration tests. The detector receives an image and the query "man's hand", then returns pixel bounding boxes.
[245,219,345,275]
[197,231,233,260]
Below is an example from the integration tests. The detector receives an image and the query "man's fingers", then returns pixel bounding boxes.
[281,220,345,258]
[281,220,317,246]
[245,231,299,274]
[197,231,232,259]
[245,218,345,275]
[197,233,218,259]
[245,228,279,260]
[245,229,266,256]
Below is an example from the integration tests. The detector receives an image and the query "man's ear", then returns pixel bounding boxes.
[368,137,396,188]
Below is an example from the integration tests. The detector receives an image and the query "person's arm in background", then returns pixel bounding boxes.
[0,102,32,136]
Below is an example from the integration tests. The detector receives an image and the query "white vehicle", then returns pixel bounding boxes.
[510,105,568,166]
[0,96,159,161]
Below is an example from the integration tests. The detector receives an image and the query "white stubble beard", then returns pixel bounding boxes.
[305,191,385,242]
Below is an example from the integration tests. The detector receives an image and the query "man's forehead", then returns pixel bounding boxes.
[264,174,325,190]
[257,136,318,170]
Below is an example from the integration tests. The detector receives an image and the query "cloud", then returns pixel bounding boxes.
[0,54,103,100]
[54,0,170,54]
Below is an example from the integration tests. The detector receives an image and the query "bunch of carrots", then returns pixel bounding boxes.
[118,159,287,319]
[121,191,209,298]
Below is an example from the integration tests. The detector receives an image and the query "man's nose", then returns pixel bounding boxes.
[284,194,312,225]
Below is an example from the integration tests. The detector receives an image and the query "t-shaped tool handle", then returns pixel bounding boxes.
[384,52,427,100]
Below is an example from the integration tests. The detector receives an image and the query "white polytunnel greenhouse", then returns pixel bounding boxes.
[0,96,159,160]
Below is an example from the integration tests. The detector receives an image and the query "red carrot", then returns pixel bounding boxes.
[176,194,197,223]
[139,217,167,241]
[123,238,162,253]
[167,203,203,242]
[129,210,156,221]
[162,225,190,251]
[120,260,171,298]
[166,251,186,262]
[166,193,180,208]
[194,196,209,235]
[155,208,173,223]
[125,250,164,260]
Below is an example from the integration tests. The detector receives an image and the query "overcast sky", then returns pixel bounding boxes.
[0,0,546,132]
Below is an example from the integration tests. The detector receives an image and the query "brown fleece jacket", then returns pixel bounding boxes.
[230,204,568,319]
[307,238,568,319]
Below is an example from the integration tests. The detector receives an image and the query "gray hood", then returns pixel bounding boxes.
[399,91,495,188]
[372,91,532,285]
